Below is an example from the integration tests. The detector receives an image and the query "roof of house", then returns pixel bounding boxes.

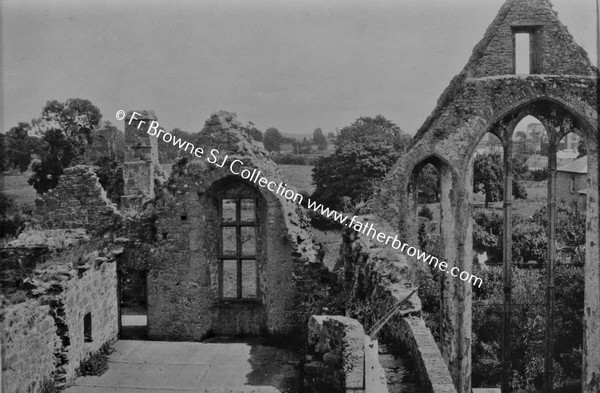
[557,156,587,174]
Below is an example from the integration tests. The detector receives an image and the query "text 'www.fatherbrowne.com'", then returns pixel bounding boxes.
[121,110,483,288]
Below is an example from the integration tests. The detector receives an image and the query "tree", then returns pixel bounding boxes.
[85,121,124,163]
[242,122,263,142]
[311,115,410,210]
[417,164,440,203]
[28,98,102,194]
[327,131,336,143]
[4,122,43,172]
[473,152,527,208]
[263,127,282,152]
[312,128,328,151]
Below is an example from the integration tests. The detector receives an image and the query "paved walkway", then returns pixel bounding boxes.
[64,340,300,393]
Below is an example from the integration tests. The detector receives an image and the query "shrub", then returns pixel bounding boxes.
[307,209,343,230]
[78,342,114,377]
[530,168,548,181]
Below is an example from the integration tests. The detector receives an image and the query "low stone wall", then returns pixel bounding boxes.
[338,216,456,393]
[1,301,59,393]
[305,315,365,393]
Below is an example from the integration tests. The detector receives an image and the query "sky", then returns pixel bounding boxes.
[1,0,598,137]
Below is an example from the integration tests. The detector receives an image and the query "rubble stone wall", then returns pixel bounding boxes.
[337,218,456,393]
[32,166,122,237]
[305,315,365,393]
[122,111,330,341]
[0,241,119,391]
[1,301,58,393]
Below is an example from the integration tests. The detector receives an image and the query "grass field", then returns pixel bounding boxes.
[279,165,315,195]
[0,172,37,208]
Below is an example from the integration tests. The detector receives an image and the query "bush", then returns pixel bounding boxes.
[530,168,548,181]
[78,342,114,377]
[306,209,343,230]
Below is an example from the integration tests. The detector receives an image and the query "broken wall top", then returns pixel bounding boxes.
[466,0,595,78]
[164,110,321,263]
[413,0,597,141]
[32,166,122,237]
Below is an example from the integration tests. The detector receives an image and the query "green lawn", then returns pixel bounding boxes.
[0,172,37,207]
[278,165,315,195]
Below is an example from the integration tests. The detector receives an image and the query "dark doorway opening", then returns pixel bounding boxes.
[119,268,148,340]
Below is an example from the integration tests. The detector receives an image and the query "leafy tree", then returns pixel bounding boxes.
[28,99,102,194]
[263,127,282,152]
[326,131,336,143]
[85,121,124,163]
[417,164,440,203]
[312,128,328,151]
[4,122,43,172]
[311,115,410,210]
[0,134,8,172]
[473,152,527,208]
[242,122,263,142]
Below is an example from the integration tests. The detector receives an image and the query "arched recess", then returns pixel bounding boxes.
[464,97,599,392]
[407,154,473,393]
[201,175,269,335]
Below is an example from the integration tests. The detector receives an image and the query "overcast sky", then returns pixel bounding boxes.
[1,0,597,136]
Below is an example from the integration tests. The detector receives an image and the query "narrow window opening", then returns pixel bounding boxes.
[180,215,187,221]
[219,197,258,299]
[515,32,531,74]
[84,313,92,342]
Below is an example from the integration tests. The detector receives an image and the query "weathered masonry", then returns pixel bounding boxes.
[372,0,599,392]
[119,111,330,340]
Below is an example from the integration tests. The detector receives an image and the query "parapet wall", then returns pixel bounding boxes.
[305,315,365,393]
[337,214,456,393]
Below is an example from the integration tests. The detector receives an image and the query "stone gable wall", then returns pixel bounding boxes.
[32,166,122,237]
[121,111,331,340]
[467,0,594,77]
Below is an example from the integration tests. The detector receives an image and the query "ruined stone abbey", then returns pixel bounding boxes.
[1,0,599,392]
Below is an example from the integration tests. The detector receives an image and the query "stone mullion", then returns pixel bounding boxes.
[544,138,558,392]
[501,135,514,393]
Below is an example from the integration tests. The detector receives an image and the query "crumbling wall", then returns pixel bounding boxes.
[337,216,456,393]
[1,235,119,391]
[32,166,122,237]
[1,301,59,393]
[305,315,365,393]
[121,111,330,340]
